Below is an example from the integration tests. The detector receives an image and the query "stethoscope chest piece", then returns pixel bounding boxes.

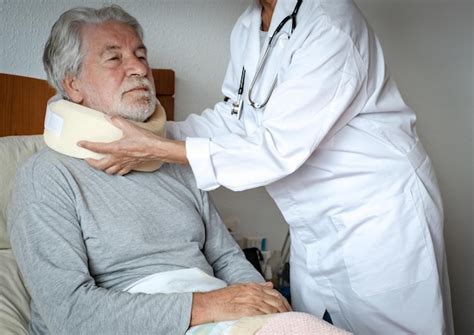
[231,68,246,119]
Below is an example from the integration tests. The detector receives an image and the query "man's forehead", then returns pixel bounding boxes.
[101,44,147,54]
[81,21,145,52]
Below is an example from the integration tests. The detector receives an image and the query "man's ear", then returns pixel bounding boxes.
[62,76,84,103]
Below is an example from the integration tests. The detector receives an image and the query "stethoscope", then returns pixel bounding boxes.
[231,0,303,119]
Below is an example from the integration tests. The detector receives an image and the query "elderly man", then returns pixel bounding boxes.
[7,6,291,334]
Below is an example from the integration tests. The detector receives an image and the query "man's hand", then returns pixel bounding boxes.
[190,282,292,326]
[78,115,188,175]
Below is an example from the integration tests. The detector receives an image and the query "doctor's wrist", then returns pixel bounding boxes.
[151,138,188,165]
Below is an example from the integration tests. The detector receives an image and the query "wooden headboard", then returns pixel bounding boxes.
[0,69,175,137]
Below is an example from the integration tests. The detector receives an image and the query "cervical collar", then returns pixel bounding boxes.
[44,98,166,172]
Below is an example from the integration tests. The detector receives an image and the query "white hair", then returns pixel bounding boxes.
[43,5,144,98]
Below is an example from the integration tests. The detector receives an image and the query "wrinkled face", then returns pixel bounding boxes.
[65,21,156,122]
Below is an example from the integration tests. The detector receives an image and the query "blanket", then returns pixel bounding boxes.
[125,268,352,334]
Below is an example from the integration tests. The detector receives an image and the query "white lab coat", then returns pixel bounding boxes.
[166,0,453,333]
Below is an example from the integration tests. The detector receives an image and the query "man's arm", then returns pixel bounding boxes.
[8,156,192,334]
[190,282,290,326]
[188,190,291,325]
[200,197,263,284]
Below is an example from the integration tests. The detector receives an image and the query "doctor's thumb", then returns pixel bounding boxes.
[105,114,130,131]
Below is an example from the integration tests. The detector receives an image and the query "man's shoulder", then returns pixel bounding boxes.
[19,148,76,175]
[160,163,196,186]
[166,163,194,177]
[15,148,84,194]
[9,149,79,220]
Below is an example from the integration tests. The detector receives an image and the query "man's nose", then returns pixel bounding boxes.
[125,55,148,77]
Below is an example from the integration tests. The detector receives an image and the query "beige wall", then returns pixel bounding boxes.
[1,0,472,333]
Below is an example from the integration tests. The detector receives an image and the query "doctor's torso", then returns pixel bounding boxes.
[221,0,419,216]
[168,0,422,216]
[168,2,449,331]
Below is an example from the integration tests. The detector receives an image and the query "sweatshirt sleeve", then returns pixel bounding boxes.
[198,191,264,285]
[7,157,193,335]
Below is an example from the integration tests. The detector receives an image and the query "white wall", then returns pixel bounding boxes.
[1,0,472,333]
[356,2,473,333]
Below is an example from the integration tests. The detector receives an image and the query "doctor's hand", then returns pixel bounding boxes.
[190,282,292,326]
[78,115,188,175]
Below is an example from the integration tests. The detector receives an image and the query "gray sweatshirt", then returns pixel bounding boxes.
[8,149,263,335]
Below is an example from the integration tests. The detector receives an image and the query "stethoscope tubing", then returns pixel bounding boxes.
[247,0,303,110]
[231,0,303,118]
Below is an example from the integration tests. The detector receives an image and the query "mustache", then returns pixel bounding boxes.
[120,78,155,96]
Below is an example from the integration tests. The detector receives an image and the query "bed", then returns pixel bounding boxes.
[0,70,175,334]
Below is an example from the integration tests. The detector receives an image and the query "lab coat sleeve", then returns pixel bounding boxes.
[166,102,244,140]
[184,21,367,192]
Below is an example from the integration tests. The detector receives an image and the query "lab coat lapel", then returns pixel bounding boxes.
[244,1,296,79]
[245,1,297,109]
[243,4,263,82]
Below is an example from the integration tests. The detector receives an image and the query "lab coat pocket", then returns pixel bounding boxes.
[331,192,432,297]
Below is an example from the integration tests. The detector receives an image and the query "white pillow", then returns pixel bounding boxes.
[0,249,30,334]
[0,135,45,249]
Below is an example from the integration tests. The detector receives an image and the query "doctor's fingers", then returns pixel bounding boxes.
[107,115,160,143]
[79,140,122,155]
[106,114,134,131]
[84,156,116,172]
[117,166,133,176]
[106,163,130,176]
[85,156,133,175]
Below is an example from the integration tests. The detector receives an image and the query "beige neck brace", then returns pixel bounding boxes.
[44,99,166,172]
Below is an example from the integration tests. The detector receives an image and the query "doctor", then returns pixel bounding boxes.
[79,0,453,333]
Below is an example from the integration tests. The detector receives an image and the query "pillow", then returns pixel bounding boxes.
[0,249,30,334]
[0,135,45,249]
